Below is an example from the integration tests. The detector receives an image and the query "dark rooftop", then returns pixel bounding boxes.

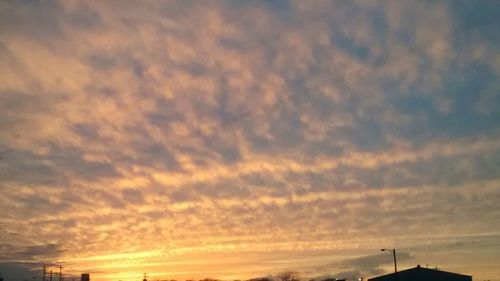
[368,265,472,281]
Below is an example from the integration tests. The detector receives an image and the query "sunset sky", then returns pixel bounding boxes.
[1,1,499,281]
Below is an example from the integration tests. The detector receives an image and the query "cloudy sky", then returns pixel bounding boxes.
[1,1,499,281]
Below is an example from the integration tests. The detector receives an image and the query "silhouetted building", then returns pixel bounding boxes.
[81,273,90,281]
[368,265,471,281]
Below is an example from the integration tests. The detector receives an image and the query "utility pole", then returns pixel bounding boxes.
[381,248,397,281]
[43,265,47,281]
[381,249,397,273]
[59,266,63,281]
[392,249,397,273]
[49,270,53,281]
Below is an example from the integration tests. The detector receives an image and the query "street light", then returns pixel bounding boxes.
[381,249,397,273]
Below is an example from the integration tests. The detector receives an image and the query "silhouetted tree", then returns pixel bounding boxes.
[277,271,300,281]
[246,277,272,281]
[199,278,218,281]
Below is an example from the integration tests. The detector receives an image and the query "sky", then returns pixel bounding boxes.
[0,0,499,281]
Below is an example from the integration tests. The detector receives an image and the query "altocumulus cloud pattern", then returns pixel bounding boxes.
[0,1,499,281]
